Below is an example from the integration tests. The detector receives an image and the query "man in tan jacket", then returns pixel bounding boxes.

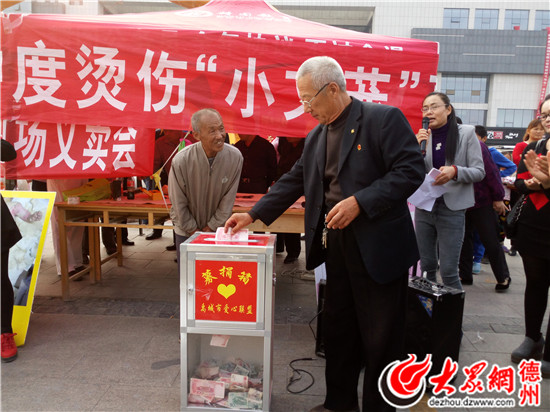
[168,108,243,265]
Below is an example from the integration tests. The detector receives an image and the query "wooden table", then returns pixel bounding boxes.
[233,193,305,234]
[56,193,305,300]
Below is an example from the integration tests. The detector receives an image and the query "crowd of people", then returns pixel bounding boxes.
[2,55,549,411]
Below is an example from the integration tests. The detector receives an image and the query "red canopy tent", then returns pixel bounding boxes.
[1,0,439,178]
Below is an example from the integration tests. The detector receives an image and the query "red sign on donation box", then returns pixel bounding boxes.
[194,260,258,323]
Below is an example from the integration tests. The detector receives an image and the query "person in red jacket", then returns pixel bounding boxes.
[512,118,544,166]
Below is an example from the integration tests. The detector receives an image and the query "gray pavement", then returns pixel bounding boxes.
[1,227,549,411]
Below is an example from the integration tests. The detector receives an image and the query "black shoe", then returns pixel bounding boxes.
[122,239,135,246]
[284,255,299,264]
[460,277,473,285]
[145,232,162,240]
[508,248,517,256]
[495,277,511,292]
[106,247,117,255]
[511,336,545,363]
[166,244,177,251]
[69,266,86,281]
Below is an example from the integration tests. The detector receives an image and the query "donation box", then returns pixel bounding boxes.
[180,232,276,411]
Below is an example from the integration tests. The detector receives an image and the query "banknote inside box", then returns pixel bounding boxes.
[186,333,264,409]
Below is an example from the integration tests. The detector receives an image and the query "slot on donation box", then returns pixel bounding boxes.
[180,232,276,411]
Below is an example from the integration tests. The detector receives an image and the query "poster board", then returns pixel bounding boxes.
[2,190,55,346]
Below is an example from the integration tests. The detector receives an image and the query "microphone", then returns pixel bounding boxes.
[420,117,430,155]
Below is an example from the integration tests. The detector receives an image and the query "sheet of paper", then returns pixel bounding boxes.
[215,227,249,241]
[210,334,230,347]
[407,168,449,212]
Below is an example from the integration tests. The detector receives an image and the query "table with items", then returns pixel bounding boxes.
[55,193,305,300]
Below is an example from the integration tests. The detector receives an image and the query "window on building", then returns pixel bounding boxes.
[497,109,536,127]
[441,75,488,104]
[31,1,66,13]
[443,8,469,29]
[504,10,529,30]
[455,109,487,126]
[474,9,499,29]
[535,10,550,30]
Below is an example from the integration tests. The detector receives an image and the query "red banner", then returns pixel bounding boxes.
[1,0,439,139]
[2,121,155,179]
[194,259,258,323]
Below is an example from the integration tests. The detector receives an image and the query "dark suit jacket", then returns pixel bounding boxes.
[252,97,425,284]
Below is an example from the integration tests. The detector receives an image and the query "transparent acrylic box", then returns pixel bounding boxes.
[180,232,276,411]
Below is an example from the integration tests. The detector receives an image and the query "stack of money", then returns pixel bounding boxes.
[220,388,263,410]
[228,392,249,409]
[216,374,232,390]
[248,376,263,389]
[247,388,263,409]
[233,364,250,377]
[188,393,213,404]
[235,358,253,373]
[230,373,249,391]
[220,360,237,374]
[189,378,225,404]
[188,357,265,408]
[248,364,263,389]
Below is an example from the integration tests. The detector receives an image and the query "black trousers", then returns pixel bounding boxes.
[82,223,130,255]
[1,251,14,334]
[459,205,509,283]
[101,226,129,249]
[521,252,550,361]
[323,227,407,412]
[276,233,301,257]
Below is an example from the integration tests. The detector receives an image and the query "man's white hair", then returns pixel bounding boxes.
[296,56,347,91]
[191,108,222,133]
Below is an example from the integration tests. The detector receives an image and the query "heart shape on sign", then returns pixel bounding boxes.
[217,284,236,299]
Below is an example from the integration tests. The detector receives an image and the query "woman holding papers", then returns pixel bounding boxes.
[414,92,485,289]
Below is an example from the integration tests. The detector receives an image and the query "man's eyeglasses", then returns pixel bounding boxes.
[299,83,329,108]
[421,104,447,114]
[538,113,550,121]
